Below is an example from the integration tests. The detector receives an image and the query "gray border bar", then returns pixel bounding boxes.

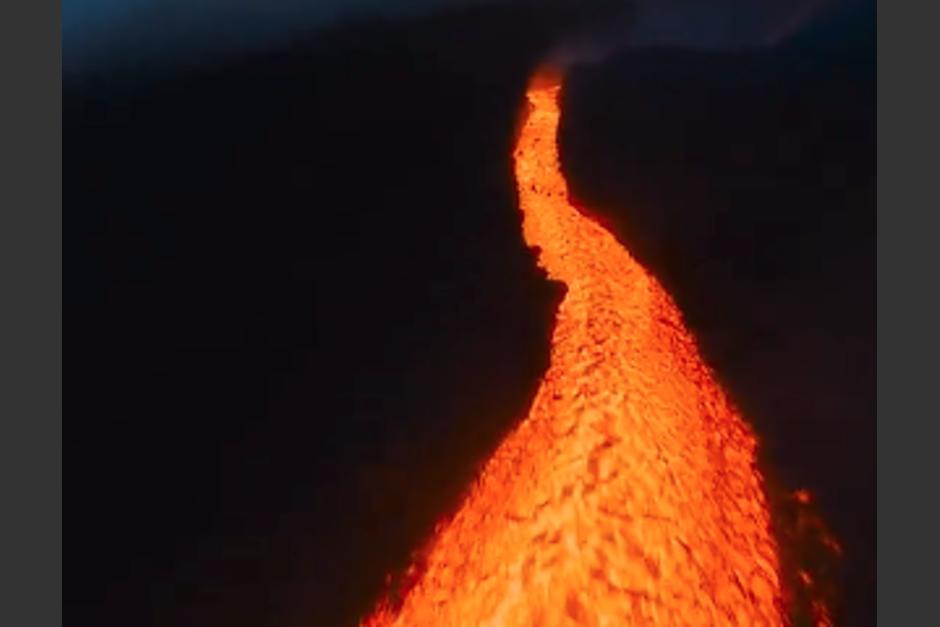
[1,0,62,625]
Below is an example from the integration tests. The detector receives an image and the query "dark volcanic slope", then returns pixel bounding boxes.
[65,6,591,626]
[560,6,875,626]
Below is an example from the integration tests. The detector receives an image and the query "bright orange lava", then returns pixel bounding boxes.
[365,76,786,626]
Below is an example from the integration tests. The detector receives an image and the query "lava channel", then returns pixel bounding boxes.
[364,74,786,626]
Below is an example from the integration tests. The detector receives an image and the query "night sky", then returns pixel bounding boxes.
[65,1,836,74]
[64,0,875,625]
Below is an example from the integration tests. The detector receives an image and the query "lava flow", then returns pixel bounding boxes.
[365,74,786,626]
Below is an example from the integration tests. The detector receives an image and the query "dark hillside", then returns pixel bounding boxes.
[560,2,875,623]
[65,5,586,625]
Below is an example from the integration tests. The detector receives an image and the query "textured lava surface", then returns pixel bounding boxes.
[365,77,785,626]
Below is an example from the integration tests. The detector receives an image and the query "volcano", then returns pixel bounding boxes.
[64,3,874,626]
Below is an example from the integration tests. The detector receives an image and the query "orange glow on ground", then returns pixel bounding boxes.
[365,76,787,626]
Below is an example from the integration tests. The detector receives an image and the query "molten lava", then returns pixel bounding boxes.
[365,76,787,625]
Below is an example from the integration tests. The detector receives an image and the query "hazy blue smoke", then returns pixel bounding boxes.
[547,0,837,72]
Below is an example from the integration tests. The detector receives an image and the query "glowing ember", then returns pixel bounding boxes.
[365,75,787,625]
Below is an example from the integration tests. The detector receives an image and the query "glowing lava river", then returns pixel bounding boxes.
[365,75,786,626]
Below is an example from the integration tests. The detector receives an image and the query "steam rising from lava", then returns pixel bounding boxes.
[545,0,839,71]
[364,74,790,626]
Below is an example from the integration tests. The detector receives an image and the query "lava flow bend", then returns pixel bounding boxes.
[365,76,785,626]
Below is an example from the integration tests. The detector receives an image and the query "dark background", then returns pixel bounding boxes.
[64,0,875,625]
